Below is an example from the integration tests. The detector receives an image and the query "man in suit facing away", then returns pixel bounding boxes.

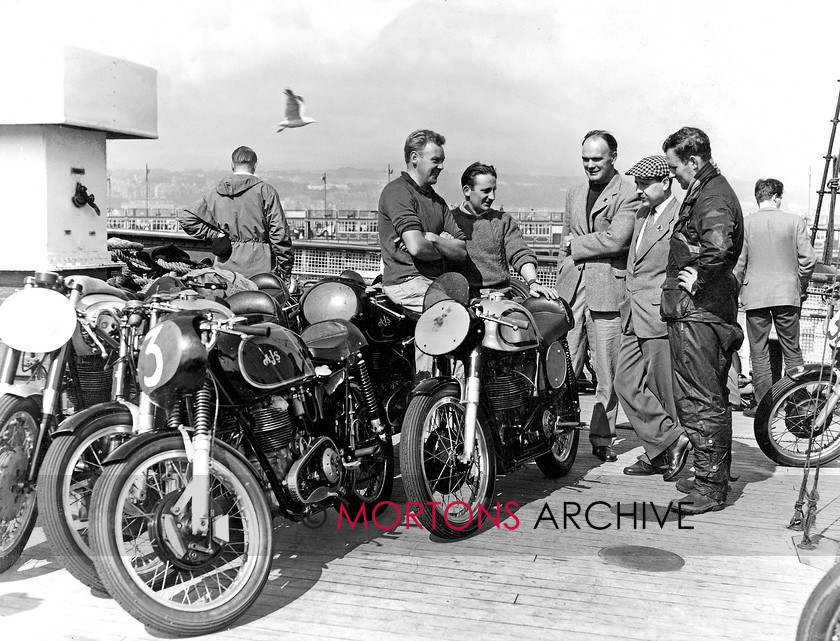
[615,156,691,480]
[733,178,816,415]
[556,130,640,462]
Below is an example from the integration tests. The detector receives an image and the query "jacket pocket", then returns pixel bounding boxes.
[660,288,690,320]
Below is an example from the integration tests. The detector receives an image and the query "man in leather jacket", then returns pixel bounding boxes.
[661,127,744,514]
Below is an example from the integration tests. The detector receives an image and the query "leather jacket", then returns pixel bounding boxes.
[661,162,743,323]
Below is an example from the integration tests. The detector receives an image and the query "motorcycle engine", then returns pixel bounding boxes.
[252,393,344,507]
[484,352,535,412]
[252,396,296,481]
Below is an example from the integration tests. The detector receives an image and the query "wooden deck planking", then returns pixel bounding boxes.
[1,398,838,640]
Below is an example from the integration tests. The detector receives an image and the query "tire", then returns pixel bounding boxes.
[797,563,840,641]
[754,371,840,466]
[89,435,273,636]
[37,410,133,590]
[535,428,580,478]
[400,385,496,539]
[343,383,394,512]
[0,395,42,573]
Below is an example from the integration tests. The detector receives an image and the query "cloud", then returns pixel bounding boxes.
[9,0,838,211]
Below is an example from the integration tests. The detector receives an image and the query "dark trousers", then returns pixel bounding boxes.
[668,320,743,501]
[745,306,804,404]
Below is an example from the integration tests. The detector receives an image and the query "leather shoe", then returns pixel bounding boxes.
[592,446,617,462]
[672,490,725,515]
[662,432,692,482]
[675,477,694,494]
[623,459,666,475]
[743,406,757,418]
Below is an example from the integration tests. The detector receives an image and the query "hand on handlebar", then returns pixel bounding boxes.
[529,282,559,300]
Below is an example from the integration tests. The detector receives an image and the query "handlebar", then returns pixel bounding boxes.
[370,296,406,320]
[199,316,272,338]
[231,323,272,337]
[181,276,228,291]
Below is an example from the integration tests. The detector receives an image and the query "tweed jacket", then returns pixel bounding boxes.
[619,196,680,339]
[733,207,816,310]
[555,172,640,312]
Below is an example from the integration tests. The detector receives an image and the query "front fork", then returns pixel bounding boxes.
[458,346,482,464]
[27,343,69,482]
[167,384,214,537]
[28,286,84,481]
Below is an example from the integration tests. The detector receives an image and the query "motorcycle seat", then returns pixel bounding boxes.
[520,296,574,344]
[227,290,280,322]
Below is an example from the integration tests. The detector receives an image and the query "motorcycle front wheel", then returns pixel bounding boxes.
[401,385,496,539]
[754,371,840,466]
[797,563,840,641]
[37,409,133,590]
[0,394,42,573]
[89,435,273,636]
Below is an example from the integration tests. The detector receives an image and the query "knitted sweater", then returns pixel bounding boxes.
[450,204,537,291]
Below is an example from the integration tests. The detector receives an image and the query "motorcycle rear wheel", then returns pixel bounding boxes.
[37,409,133,590]
[535,428,580,478]
[754,372,840,466]
[797,562,840,641]
[401,385,496,539]
[0,395,42,573]
[89,435,273,636]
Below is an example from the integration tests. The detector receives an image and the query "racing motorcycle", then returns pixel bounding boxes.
[400,273,582,539]
[0,271,131,573]
[88,300,394,635]
[299,269,415,432]
[36,285,233,590]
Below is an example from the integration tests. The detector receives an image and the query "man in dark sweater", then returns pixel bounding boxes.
[451,162,557,300]
[378,129,467,379]
[379,129,466,311]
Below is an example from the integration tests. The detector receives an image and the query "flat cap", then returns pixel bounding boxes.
[626,155,670,179]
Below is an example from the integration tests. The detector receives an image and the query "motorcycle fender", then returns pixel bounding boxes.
[101,431,257,476]
[51,401,132,439]
[0,382,43,401]
[787,363,837,382]
[409,376,461,400]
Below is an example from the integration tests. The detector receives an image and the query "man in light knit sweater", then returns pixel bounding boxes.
[450,162,557,300]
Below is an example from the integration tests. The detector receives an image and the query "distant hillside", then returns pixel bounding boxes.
[108,168,583,212]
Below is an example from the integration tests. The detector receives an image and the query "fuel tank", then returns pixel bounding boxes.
[478,297,538,352]
[215,322,316,402]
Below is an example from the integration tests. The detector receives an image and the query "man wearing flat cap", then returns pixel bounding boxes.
[615,156,690,480]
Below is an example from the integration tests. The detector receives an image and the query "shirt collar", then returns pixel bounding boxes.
[653,194,675,216]
[459,201,484,218]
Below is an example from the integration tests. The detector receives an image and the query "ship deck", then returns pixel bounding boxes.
[2,396,839,641]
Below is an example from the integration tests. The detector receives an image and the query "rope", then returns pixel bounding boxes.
[107,237,145,252]
[156,259,194,275]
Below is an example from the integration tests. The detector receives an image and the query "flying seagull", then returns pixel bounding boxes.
[275,88,317,132]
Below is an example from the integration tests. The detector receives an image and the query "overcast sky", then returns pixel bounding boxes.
[6,0,840,213]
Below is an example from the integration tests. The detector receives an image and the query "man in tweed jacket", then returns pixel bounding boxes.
[556,130,641,462]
